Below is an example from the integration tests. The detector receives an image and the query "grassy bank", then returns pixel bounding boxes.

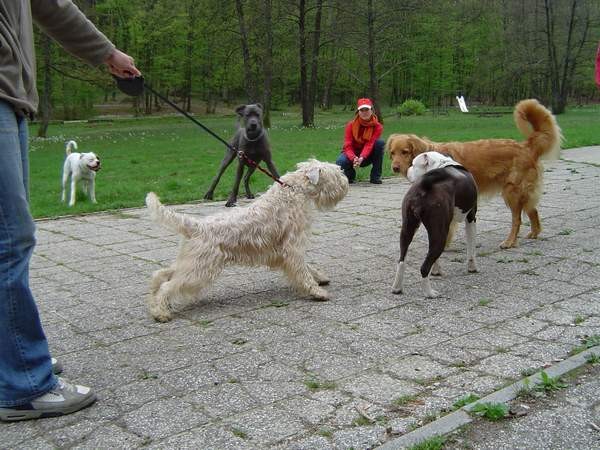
[28,104,600,218]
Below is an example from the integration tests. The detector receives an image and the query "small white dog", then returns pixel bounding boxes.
[61,140,101,207]
[145,159,349,322]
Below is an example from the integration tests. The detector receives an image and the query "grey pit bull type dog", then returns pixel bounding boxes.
[392,151,478,298]
[203,103,280,207]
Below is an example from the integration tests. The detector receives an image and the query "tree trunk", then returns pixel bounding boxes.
[183,2,195,113]
[298,0,312,127]
[37,34,52,138]
[307,0,323,125]
[235,0,257,102]
[543,0,590,114]
[366,0,382,123]
[262,0,273,128]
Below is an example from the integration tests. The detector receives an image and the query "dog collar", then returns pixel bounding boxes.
[243,129,265,142]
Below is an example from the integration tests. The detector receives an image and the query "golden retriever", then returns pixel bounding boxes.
[386,99,562,248]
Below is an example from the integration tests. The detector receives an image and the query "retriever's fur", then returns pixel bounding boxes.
[386,99,561,248]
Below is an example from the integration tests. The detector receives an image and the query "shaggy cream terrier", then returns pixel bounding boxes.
[145,159,349,322]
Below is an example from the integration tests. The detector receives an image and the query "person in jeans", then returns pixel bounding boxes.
[0,0,140,421]
[336,98,384,184]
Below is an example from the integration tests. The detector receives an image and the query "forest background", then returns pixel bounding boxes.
[35,0,600,133]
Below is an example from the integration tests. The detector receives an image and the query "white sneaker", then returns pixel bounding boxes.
[0,378,96,421]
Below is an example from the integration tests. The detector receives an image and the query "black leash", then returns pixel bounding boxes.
[112,75,286,186]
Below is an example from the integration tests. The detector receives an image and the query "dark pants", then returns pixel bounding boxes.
[336,139,384,182]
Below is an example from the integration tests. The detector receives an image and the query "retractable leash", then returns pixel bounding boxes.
[112,75,286,187]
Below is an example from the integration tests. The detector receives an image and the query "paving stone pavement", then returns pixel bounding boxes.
[2,153,599,449]
[442,363,600,450]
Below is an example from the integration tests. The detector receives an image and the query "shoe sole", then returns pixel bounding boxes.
[0,393,97,422]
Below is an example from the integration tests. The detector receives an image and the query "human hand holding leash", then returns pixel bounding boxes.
[104,49,141,78]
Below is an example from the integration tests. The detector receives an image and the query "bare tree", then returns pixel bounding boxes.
[262,0,274,127]
[543,0,591,113]
[235,0,258,102]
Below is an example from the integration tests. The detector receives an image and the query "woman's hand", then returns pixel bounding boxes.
[353,156,364,168]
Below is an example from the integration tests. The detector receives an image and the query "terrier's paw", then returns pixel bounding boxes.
[311,288,330,301]
[392,288,403,295]
[151,310,173,323]
[203,192,214,200]
[246,193,255,199]
[225,199,237,207]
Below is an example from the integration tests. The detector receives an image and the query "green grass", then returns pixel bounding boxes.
[28,104,600,218]
[407,436,446,450]
[535,370,567,392]
[469,402,509,421]
[303,377,336,391]
[452,393,480,409]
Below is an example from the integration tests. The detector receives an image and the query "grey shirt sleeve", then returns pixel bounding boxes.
[30,0,115,67]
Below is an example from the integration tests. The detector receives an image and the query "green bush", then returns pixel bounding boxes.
[397,99,427,116]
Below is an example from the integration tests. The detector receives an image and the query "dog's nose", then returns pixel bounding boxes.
[249,122,257,130]
[392,166,401,173]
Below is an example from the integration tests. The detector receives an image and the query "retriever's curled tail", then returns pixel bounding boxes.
[145,192,197,238]
[514,99,562,161]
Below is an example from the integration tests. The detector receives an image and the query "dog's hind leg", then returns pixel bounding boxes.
[465,219,478,273]
[148,254,225,322]
[149,267,175,295]
[524,207,541,239]
[204,149,237,200]
[69,177,77,207]
[392,215,419,295]
[432,220,458,276]
[420,219,449,298]
[243,165,256,199]
[308,264,330,286]
[500,187,524,248]
[282,255,329,301]
[61,165,69,203]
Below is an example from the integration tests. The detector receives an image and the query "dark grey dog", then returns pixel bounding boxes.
[203,103,279,207]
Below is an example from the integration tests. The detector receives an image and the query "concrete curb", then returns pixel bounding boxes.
[378,346,600,449]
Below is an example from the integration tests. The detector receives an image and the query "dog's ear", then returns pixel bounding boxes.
[306,167,320,185]
[235,105,246,116]
[255,103,263,112]
[407,135,428,154]
[79,154,84,159]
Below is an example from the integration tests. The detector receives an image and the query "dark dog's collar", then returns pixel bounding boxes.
[243,129,265,142]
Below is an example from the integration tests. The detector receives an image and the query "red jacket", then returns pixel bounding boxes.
[342,120,383,161]
[596,42,600,88]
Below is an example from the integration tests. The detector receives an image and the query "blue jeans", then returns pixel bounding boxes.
[0,100,56,407]
[336,138,384,182]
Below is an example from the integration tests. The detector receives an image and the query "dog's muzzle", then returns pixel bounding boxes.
[89,162,101,172]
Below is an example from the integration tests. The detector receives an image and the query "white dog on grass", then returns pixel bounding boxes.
[145,159,349,322]
[61,140,101,206]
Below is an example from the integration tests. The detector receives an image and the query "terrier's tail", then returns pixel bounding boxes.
[65,140,78,155]
[145,192,198,239]
[514,99,562,161]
